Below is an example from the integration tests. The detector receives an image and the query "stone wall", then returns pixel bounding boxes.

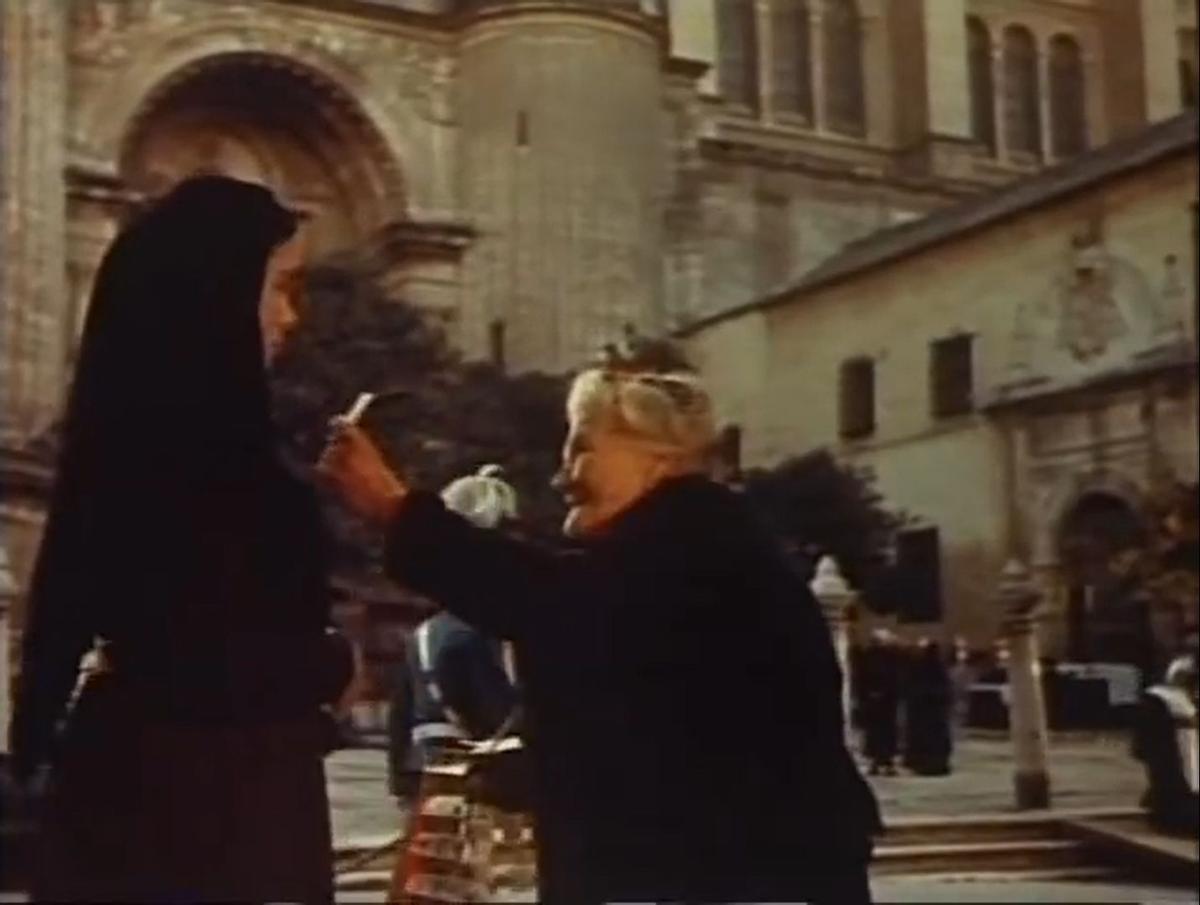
[684,146,1199,650]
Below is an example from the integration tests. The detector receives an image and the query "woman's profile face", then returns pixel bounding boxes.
[259,232,306,364]
[555,417,672,539]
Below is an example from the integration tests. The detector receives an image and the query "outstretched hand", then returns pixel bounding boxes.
[316,418,408,526]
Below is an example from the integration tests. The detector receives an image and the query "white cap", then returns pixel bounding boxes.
[441,464,519,529]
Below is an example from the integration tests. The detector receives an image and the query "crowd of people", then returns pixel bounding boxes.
[851,632,961,778]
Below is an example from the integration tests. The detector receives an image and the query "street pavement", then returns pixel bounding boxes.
[326,730,1148,846]
[871,873,1197,902]
[328,731,1196,903]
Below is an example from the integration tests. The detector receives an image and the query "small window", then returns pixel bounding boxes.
[930,334,974,418]
[839,357,875,439]
[489,319,507,371]
[895,527,943,623]
[516,111,529,148]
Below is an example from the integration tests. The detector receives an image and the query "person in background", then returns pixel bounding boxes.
[1132,655,1199,837]
[949,636,975,738]
[319,362,882,905]
[902,638,953,776]
[860,629,901,776]
[9,176,357,903]
[387,465,521,802]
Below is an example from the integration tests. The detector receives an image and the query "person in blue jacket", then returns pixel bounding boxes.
[387,466,520,802]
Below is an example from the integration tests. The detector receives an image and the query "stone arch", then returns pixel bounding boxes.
[76,22,410,218]
[1053,484,1150,664]
[1031,470,1146,569]
[115,51,402,252]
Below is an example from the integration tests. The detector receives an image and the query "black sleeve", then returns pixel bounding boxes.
[9,491,99,779]
[383,491,570,640]
[438,635,518,739]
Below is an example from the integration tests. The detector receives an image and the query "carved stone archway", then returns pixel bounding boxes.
[117,50,403,255]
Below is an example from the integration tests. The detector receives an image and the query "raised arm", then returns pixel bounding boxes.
[383,491,566,641]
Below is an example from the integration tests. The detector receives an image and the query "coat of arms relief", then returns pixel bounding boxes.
[1004,217,1187,388]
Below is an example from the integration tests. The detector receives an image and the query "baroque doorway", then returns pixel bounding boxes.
[1058,492,1152,667]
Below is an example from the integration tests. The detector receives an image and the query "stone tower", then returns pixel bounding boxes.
[455,0,669,372]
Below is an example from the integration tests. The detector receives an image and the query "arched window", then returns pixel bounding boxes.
[1003,25,1042,160]
[717,0,761,111]
[967,16,996,154]
[822,0,866,137]
[1049,34,1087,158]
[770,0,814,122]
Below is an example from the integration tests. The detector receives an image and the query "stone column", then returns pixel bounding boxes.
[1036,42,1053,164]
[811,555,855,746]
[809,3,827,134]
[0,546,16,755]
[1,0,70,442]
[996,559,1052,810]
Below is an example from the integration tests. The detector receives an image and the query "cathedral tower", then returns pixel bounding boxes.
[456,0,669,372]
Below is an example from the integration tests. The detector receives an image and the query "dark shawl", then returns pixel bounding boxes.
[383,474,882,904]
[10,173,351,774]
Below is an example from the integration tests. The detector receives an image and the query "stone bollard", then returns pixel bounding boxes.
[996,559,1051,810]
[811,556,855,747]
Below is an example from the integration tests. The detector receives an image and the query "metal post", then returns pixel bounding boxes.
[811,555,855,747]
[996,559,1052,809]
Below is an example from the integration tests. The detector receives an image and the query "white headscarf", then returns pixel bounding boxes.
[441,464,519,529]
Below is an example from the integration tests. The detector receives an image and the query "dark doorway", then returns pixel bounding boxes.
[1058,492,1150,667]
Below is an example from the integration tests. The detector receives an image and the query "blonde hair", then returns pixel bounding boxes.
[567,368,717,466]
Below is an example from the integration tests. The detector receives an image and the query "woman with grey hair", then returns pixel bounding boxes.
[320,364,882,903]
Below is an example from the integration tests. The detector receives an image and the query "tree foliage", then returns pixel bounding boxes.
[1109,480,1199,645]
[741,450,910,611]
[271,264,568,572]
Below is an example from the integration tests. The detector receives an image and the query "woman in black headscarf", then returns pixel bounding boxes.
[9,176,355,903]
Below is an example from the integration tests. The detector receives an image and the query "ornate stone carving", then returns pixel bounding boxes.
[1002,221,1163,390]
[1056,235,1127,362]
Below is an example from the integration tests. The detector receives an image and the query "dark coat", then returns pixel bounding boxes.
[9,178,353,904]
[859,642,901,765]
[384,475,882,904]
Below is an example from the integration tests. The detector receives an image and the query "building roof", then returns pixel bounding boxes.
[677,111,1200,337]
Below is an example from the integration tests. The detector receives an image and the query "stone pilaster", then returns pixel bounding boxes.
[1,0,70,443]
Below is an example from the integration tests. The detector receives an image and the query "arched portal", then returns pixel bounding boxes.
[118,52,402,256]
[1057,492,1149,665]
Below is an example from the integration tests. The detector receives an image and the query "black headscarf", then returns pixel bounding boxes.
[59,175,298,486]
[10,177,303,772]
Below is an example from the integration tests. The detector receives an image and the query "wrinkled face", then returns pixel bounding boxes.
[553,415,675,539]
[259,232,306,365]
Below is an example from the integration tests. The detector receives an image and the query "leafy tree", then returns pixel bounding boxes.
[1109,480,1199,660]
[271,264,568,573]
[741,450,910,611]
